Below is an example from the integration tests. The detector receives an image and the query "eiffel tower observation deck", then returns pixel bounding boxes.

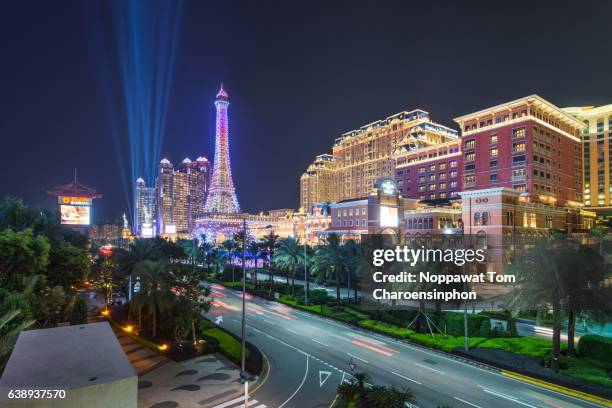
[204,83,241,214]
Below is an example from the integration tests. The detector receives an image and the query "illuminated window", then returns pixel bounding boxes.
[513,127,526,138]
[465,139,475,149]
[450,160,457,168]
[439,172,446,180]
[439,162,446,170]
[490,135,498,143]
[523,212,537,228]
[474,212,481,226]
[419,167,426,174]
[450,170,457,177]
[439,182,446,189]
[429,164,436,171]
[361,208,366,215]
[513,142,525,152]
[450,180,457,188]
[465,152,475,161]
[429,184,436,191]
[490,148,498,157]
[429,174,436,181]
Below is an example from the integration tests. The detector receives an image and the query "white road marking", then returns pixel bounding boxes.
[480,387,537,408]
[347,353,368,364]
[234,399,261,408]
[211,396,247,408]
[454,396,482,408]
[312,339,329,347]
[391,371,422,385]
[415,362,445,375]
[286,328,299,335]
[278,354,309,408]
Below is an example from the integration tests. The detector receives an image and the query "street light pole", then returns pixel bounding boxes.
[240,216,248,406]
[304,241,308,306]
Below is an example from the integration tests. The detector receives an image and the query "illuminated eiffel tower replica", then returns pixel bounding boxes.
[194,84,246,242]
[204,84,241,214]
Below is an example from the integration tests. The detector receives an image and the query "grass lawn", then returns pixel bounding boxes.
[562,356,612,388]
[477,337,564,358]
[202,328,248,362]
[358,320,414,339]
[410,333,486,352]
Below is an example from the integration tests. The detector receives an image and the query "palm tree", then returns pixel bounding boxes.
[560,243,610,356]
[336,372,369,407]
[365,385,416,408]
[274,237,303,297]
[312,233,344,308]
[248,241,261,285]
[506,236,568,372]
[261,231,279,295]
[221,240,236,281]
[131,260,174,338]
[114,238,162,301]
[341,239,362,304]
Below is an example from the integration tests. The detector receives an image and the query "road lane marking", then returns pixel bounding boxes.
[286,328,299,335]
[347,353,368,364]
[312,339,329,347]
[480,387,537,408]
[454,396,482,408]
[278,355,309,408]
[351,340,394,356]
[354,337,398,353]
[234,399,261,408]
[391,371,422,385]
[229,297,606,408]
[415,362,444,375]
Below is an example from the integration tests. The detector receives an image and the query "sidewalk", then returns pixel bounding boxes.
[86,291,245,408]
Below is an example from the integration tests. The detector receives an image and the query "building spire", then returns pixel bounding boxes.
[216,82,228,100]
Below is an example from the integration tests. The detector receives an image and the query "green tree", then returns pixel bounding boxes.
[261,231,280,295]
[0,229,50,290]
[131,260,174,338]
[561,243,610,356]
[312,233,344,308]
[273,237,303,296]
[0,310,35,371]
[506,237,568,372]
[170,270,212,344]
[46,241,90,288]
[248,241,262,285]
[221,239,237,281]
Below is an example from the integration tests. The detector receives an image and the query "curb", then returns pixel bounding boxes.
[249,349,271,394]
[500,370,612,407]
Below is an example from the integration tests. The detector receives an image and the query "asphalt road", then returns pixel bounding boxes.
[204,284,603,408]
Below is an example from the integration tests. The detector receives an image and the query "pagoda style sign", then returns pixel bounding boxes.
[204,83,241,213]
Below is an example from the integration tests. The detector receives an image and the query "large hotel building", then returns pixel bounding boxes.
[300,109,458,211]
[563,104,612,213]
[299,95,601,265]
[134,156,211,238]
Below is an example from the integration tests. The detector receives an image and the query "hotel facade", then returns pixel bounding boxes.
[298,95,599,254]
[563,104,612,214]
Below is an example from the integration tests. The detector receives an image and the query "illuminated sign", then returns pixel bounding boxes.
[580,209,597,217]
[165,225,177,234]
[380,180,396,195]
[60,205,90,225]
[141,225,154,238]
[59,196,91,206]
[380,206,398,227]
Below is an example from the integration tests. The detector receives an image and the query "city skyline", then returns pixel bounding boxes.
[1,1,612,222]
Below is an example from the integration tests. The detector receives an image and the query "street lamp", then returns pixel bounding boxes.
[240,216,248,407]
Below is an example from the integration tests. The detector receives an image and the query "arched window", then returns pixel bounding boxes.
[474,212,481,226]
[482,212,489,226]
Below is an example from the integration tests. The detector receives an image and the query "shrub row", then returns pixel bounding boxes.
[578,334,612,365]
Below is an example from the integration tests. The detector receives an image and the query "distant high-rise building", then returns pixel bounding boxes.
[300,154,336,212]
[155,157,210,235]
[563,104,612,212]
[454,95,584,206]
[134,178,156,236]
[204,84,240,213]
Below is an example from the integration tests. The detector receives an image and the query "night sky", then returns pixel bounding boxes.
[1,1,611,223]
